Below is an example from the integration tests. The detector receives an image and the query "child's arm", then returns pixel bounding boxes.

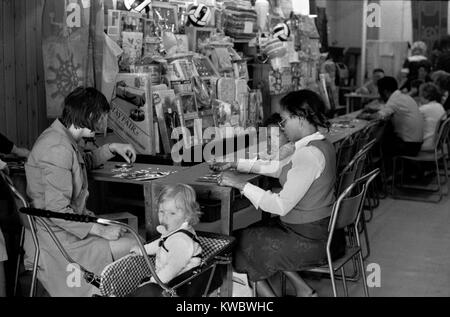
[131,239,159,255]
[151,234,194,284]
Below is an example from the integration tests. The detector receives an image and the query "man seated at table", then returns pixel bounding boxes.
[356,68,385,96]
[359,76,424,171]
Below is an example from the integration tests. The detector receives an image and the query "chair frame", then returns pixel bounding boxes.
[18,206,234,297]
[0,170,40,297]
[337,138,376,261]
[304,169,380,297]
[392,116,450,202]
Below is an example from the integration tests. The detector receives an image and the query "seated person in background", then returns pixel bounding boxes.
[0,132,30,159]
[356,68,385,95]
[418,82,446,151]
[130,184,202,296]
[417,62,432,83]
[431,70,450,112]
[24,87,138,297]
[435,35,450,73]
[400,41,431,92]
[408,79,425,103]
[360,76,424,166]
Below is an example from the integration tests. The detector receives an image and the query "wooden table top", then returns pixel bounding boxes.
[152,162,261,188]
[344,93,379,100]
[322,111,370,144]
[89,161,187,185]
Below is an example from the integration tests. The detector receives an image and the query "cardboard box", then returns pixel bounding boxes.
[108,73,155,155]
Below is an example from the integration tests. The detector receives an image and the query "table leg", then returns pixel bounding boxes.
[144,182,160,240]
[218,188,233,297]
[346,97,350,114]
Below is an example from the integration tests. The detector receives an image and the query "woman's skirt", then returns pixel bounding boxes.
[233,216,345,282]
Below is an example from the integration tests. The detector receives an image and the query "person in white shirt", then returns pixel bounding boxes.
[213,90,345,297]
[418,82,447,151]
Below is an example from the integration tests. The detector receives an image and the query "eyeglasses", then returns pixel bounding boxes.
[278,117,288,129]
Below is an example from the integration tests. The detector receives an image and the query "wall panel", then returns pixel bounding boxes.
[0,0,46,148]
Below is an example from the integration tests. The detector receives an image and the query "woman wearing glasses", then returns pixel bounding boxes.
[213,90,345,297]
[24,87,138,297]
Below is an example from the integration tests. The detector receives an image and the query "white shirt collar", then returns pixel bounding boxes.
[294,132,325,150]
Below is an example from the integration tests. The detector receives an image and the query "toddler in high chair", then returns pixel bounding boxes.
[130,184,202,295]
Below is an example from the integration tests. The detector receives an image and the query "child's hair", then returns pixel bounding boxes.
[157,184,202,225]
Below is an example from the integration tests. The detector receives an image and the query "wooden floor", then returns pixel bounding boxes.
[226,191,450,297]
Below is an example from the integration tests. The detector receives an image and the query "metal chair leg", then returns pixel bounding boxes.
[14,226,25,296]
[392,157,397,196]
[329,261,338,297]
[443,158,449,195]
[341,267,349,297]
[358,251,369,297]
[435,159,443,202]
[29,219,40,298]
[362,217,371,260]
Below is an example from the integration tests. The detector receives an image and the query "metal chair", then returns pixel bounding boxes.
[392,117,450,202]
[0,170,40,297]
[303,169,380,297]
[336,139,376,261]
[18,207,235,297]
[335,135,357,175]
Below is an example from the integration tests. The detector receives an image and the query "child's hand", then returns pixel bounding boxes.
[130,245,143,255]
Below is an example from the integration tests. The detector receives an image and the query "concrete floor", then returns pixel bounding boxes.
[216,193,450,297]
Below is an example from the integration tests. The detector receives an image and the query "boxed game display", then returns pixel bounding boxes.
[108,73,155,154]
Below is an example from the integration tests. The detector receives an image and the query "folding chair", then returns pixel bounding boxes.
[392,117,450,202]
[18,207,235,297]
[335,135,357,175]
[336,139,376,261]
[300,169,379,297]
[0,170,40,297]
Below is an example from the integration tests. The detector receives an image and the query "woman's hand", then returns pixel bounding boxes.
[109,143,137,164]
[218,171,246,191]
[90,224,124,241]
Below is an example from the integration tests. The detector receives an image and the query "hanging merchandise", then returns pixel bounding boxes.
[254,0,270,33]
[272,22,290,42]
[102,34,123,102]
[124,0,152,13]
[223,4,258,41]
[187,4,212,27]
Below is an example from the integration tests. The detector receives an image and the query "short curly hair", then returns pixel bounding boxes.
[61,87,110,131]
[157,184,202,225]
